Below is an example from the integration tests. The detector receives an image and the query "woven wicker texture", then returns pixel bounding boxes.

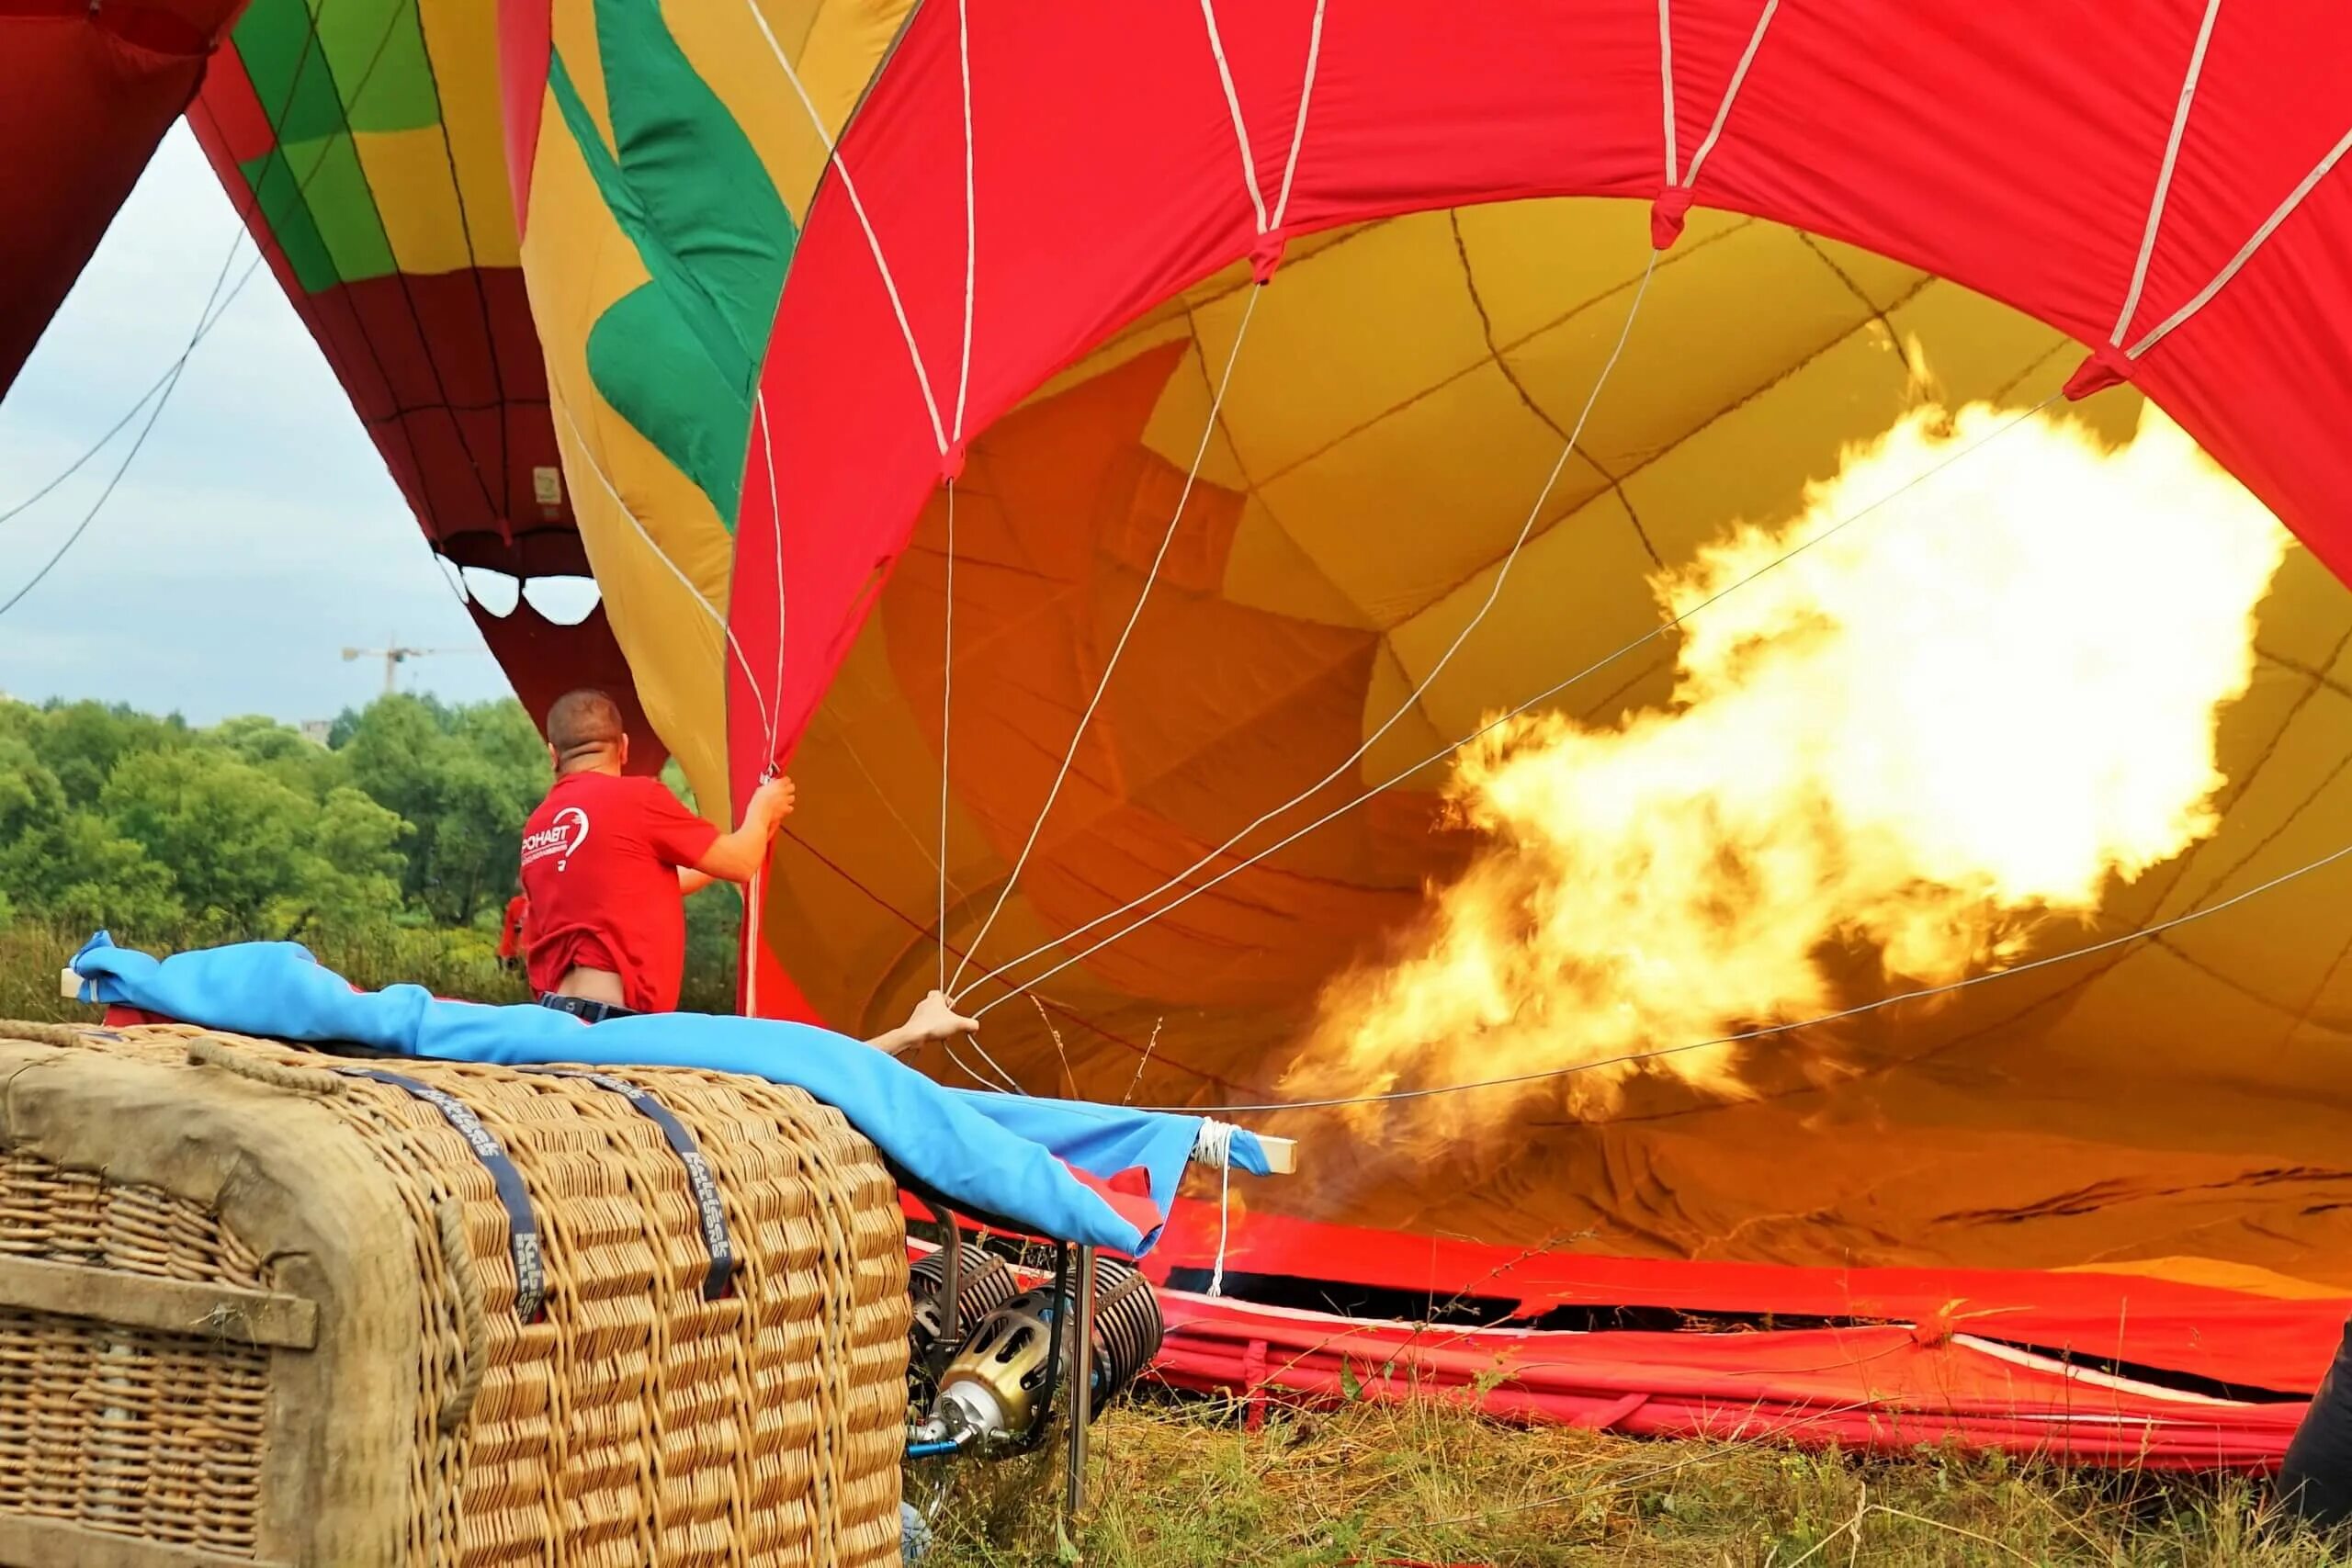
[0,1019,910,1567]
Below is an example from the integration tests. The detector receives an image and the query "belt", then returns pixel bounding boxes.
[537,993,638,1023]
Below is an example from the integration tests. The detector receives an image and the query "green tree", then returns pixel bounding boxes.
[338,695,545,924]
[209,714,346,800]
[42,812,186,931]
[22,700,187,802]
[663,758,741,1007]
[95,747,413,939]
[0,692,746,1010]
[100,749,311,931]
[0,735,183,930]
[291,786,411,937]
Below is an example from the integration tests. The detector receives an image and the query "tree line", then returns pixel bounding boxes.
[0,694,740,999]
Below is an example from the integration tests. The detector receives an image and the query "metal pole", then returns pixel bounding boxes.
[1065,1245,1096,1518]
[937,1212,962,1375]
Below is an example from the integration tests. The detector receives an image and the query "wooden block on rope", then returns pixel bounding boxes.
[58,967,80,1000]
[1182,1131,1296,1175]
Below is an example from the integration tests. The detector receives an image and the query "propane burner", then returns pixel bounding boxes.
[907,1241,1017,1393]
[912,1252,1164,1455]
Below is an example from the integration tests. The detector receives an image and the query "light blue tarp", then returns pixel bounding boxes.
[68,934,1267,1255]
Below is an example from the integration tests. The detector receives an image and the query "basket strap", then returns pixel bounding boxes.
[335,1068,547,1323]
[521,1069,738,1300]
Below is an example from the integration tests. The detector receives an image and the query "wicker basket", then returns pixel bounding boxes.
[0,1019,910,1567]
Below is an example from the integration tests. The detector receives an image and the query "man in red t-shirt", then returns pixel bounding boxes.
[519,690,978,1053]
[520,690,788,1017]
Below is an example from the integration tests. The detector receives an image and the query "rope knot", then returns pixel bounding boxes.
[1910,1313,1956,1348]
[1190,1118,1238,1169]
[2064,346,2132,401]
[1193,1119,1238,1297]
[1250,231,1289,285]
[1650,186,1695,251]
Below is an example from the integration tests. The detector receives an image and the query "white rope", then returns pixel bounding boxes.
[946,1042,1021,1093]
[965,392,2063,1016]
[1678,0,1780,193]
[743,863,766,1015]
[744,392,791,1020]
[1269,0,1328,231]
[1192,1119,1238,1295]
[939,479,957,993]
[757,393,786,759]
[2113,0,2224,346]
[1149,828,2352,1115]
[2127,118,2352,360]
[956,251,1663,1010]
[943,0,1325,998]
[1658,0,1680,186]
[939,0,977,991]
[1199,0,1272,234]
[953,0,977,443]
[551,392,775,747]
[558,387,793,1020]
[946,283,1266,994]
[745,0,949,456]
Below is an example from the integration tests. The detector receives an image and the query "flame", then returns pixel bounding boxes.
[1286,400,2290,1134]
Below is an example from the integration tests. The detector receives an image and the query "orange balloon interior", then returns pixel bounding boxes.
[758,198,2352,1298]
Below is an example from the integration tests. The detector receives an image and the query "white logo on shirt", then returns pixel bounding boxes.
[522,807,591,872]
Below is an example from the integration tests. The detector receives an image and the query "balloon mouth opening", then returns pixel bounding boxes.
[763,200,2346,1310]
[446,561,604,628]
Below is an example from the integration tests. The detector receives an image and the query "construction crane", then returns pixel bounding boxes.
[341,641,478,697]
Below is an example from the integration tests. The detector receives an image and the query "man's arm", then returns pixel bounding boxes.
[686,776,796,885]
[677,867,716,897]
[865,990,979,1058]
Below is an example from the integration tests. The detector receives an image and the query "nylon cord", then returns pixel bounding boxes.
[945,282,1264,995]
[957,249,1666,1008]
[967,392,2065,1015]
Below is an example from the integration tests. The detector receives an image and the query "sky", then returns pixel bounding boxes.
[0,124,591,727]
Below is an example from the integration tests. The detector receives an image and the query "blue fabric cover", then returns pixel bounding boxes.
[69,934,1267,1255]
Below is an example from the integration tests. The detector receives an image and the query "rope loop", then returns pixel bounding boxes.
[185,1036,346,1097]
[0,1020,93,1051]
[435,1198,490,1435]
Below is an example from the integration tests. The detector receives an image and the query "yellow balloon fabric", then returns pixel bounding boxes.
[758,201,2352,1294]
[510,0,913,818]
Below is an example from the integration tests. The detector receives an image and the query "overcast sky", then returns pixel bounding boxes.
[0,124,548,726]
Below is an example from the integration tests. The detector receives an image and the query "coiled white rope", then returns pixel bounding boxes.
[1191,1118,1240,1295]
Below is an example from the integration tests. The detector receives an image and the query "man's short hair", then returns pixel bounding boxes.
[547,689,626,758]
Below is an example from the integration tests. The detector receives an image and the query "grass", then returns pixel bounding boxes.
[9,919,2339,1563]
[922,1397,2340,1566]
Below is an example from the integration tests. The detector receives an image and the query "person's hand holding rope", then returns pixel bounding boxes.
[867,990,980,1059]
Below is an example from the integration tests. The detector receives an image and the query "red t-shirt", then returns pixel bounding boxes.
[518,771,719,1012]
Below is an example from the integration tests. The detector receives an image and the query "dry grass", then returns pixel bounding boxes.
[919,1397,2339,1566]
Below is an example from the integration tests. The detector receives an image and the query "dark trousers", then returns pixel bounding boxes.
[2282,1319,2352,1529]
[536,993,638,1024]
